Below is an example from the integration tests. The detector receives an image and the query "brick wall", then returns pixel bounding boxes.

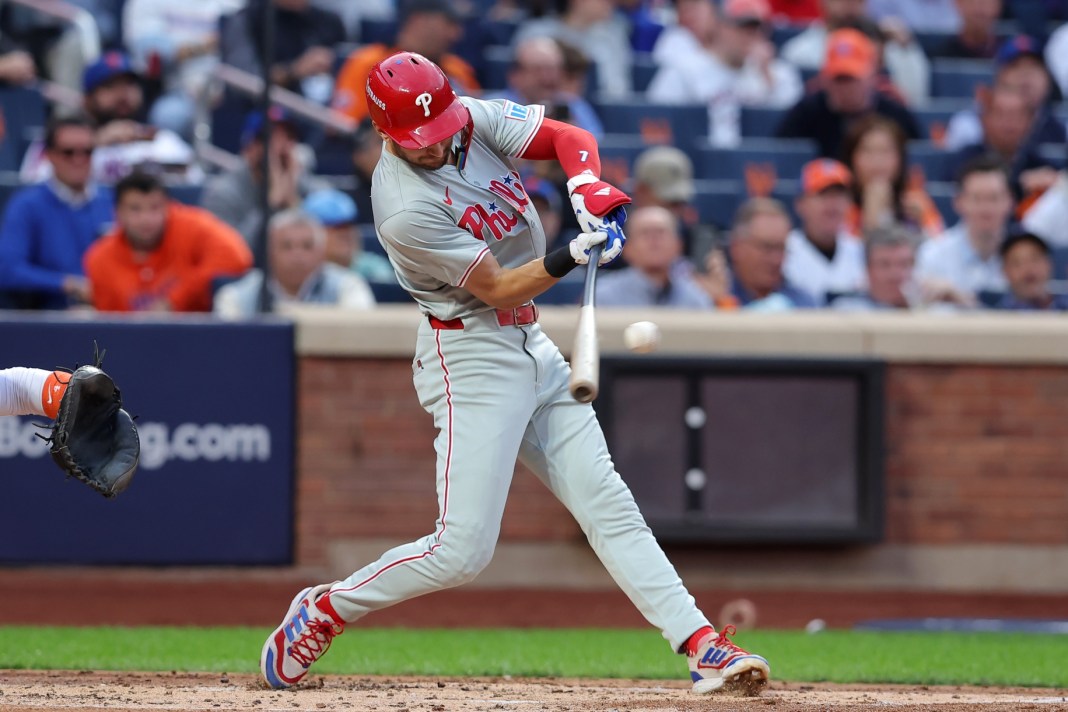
[296,359,1068,567]
[885,365,1068,546]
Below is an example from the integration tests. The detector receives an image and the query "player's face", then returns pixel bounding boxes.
[116,189,168,251]
[389,134,455,170]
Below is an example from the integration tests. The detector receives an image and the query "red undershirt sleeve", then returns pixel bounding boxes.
[517,118,601,180]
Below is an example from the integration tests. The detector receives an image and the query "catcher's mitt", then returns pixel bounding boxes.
[44,347,140,498]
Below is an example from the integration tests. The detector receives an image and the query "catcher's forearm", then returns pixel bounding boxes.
[0,367,51,417]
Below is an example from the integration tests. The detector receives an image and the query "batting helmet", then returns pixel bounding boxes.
[366,52,471,150]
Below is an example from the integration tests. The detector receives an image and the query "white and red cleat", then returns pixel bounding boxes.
[688,625,770,695]
[260,583,344,689]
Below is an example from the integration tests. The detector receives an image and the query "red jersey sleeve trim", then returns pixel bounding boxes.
[458,246,491,288]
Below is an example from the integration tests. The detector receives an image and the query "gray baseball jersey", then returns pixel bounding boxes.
[329,96,711,654]
[373,97,549,321]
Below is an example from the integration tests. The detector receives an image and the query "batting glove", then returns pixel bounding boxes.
[567,171,631,234]
[569,221,626,266]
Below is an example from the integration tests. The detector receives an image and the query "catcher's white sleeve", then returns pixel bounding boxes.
[0,367,49,417]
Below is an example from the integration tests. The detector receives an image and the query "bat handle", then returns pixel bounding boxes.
[582,244,604,307]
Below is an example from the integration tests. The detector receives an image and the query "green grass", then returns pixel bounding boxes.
[1,627,1066,687]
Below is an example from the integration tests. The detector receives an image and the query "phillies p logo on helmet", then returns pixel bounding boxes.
[365,51,472,150]
[416,92,433,117]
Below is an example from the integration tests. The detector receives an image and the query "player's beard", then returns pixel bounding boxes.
[390,138,454,170]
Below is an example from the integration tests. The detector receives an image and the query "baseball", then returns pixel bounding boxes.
[623,321,661,353]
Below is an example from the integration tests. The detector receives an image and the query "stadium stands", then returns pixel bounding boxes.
[0,87,46,172]
[593,100,709,152]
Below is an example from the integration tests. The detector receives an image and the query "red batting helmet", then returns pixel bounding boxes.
[366,51,471,150]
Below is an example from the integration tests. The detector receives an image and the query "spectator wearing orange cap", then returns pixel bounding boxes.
[781,0,931,105]
[776,28,923,159]
[783,159,867,305]
[647,0,802,147]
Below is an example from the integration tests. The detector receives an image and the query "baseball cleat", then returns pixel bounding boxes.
[688,624,770,695]
[260,583,344,689]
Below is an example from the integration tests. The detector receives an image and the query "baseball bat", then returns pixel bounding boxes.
[568,244,603,403]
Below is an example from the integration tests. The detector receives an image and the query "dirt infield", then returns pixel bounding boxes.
[1,671,1066,712]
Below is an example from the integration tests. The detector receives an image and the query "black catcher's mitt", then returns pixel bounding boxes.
[45,347,140,498]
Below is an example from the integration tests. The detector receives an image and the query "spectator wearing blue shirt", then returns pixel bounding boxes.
[996,230,1068,311]
[0,118,113,309]
[727,198,818,309]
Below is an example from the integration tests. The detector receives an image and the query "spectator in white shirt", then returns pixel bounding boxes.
[123,0,245,140]
[784,158,867,305]
[781,0,931,106]
[916,155,1015,299]
[214,209,376,318]
[648,0,801,147]
[1022,170,1068,248]
[1046,23,1068,99]
[866,0,961,35]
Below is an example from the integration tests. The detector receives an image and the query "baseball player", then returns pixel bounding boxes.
[261,51,769,695]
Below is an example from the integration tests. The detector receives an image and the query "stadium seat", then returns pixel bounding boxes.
[740,107,786,138]
[691,178,802,229]
[0,86,46,172]
[770,24,806,49]
[1051,246,1068,280]
[1036,143,1067,170]
[596,133,651,186]
[168,183,203,206]
[907,141,947,181]
[593,100,708,151]
[481,45,513,91]
[695,138,817,181]
[631,55,658,93]
[926,181,957,228]
[930,60,993,99]
[977,290,1006,308]
[0,170,23,216]
[358,19,396,45]
[370,281,415,303]
[537,279,584,305]
[913,99,970,143]
[362,227,386,256]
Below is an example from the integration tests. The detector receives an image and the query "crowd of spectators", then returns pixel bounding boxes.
[0,0,1064,317]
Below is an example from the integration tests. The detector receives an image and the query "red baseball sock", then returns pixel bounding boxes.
[683,626,715,656]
